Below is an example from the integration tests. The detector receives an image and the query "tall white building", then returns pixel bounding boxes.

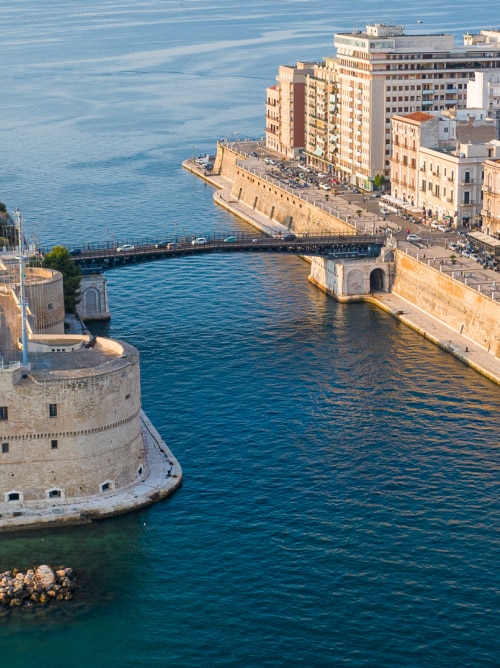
[330,24,500,189]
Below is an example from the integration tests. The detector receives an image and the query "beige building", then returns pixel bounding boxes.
[482,159,500,236]
[390,111,437,207]
[304,57,338,172]
[332,24,500,189]
[265,62,317,158]
[390,109,500,225]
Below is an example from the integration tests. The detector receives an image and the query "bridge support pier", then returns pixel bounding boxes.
[308,256,394,301]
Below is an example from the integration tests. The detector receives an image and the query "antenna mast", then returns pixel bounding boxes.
[14,209,29,367]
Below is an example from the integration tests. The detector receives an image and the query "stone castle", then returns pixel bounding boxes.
[0,255,181,532]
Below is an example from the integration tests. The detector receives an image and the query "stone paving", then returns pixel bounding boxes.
[0,411,182,532]
[183,157,500,385]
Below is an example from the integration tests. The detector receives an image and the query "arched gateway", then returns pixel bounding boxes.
[370,268,385,292]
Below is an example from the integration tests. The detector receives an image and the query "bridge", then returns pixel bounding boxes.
[61,233,387,271]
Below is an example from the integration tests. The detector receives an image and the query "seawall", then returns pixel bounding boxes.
[183,146,500,383]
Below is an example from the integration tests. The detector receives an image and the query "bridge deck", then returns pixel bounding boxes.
[59,234,386,270]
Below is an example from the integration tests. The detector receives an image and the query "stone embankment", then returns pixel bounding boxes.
[0,564,77,608]
[183,144,500,384]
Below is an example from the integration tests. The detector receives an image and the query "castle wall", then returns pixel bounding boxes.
[0,339,145,501]
[25,267,65,334]
[216,144,354,235]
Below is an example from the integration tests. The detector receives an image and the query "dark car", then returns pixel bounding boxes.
[155,241,169,248]
[69,248,82,256]
[283,233,297,241]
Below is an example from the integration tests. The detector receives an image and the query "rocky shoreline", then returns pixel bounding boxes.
[0,565,77,608]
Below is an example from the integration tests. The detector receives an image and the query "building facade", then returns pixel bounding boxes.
[390,108,500,225]
[482,158,500,236]
[265,62,316,158]
[304,58,338,172]
[332,24,500,189]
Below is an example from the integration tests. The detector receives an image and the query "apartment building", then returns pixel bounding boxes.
[390,109,499,226]
[332,24,500,189]
[482,159,500,236]
[304,57,338,172]
[265,62,316,158]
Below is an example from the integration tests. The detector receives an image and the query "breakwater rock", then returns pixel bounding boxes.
[0,565,77,608]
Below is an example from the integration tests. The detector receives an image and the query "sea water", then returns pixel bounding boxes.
[0,2,499,666]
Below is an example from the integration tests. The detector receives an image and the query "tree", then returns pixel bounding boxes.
[42,246,82,313]
[373,174,385,191]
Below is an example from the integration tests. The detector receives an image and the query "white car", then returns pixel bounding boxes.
[191,237,207,245]
[407,234,422,242]
[319,183,331,191]
[116,244,135,252]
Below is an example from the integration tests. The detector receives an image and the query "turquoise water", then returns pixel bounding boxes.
[1,2,499,666]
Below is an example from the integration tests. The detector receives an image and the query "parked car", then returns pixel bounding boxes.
[407,234,422,242]
[319,183,331,191]
[116,244,135,252]
[191,238,207,245]
[283,233,297,241]
[155,241,169,248]
[223,236,237,242]
[69,248,82,256]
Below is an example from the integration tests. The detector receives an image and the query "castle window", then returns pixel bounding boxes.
[7,492,19,501]
[51,440,58,449]
[47,303,54,311]
[2,443,9,453]
[100,480,115,493]
[0,407,8,420]
[49,403,58,418]
[48,489,61,498]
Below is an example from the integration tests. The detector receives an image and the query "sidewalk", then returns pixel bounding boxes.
[370,292,500,384]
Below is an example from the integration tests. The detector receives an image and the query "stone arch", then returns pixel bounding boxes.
[345,268,365,295]
[370,268,386,292]
[83,287,101,314]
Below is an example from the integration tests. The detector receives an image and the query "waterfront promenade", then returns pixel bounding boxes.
[184,158,500,385]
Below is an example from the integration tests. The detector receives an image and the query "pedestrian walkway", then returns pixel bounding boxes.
[371,292,500,384]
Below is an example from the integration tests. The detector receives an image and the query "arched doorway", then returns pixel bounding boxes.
[370,268,385,292]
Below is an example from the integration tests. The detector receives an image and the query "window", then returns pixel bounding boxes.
[2,443,9,454]
[0,407,8,421]
[49,404,57,418]
[8,492,19,501]
[51,440,58,449]
[48,489,61,498]
[464,192,470,204]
